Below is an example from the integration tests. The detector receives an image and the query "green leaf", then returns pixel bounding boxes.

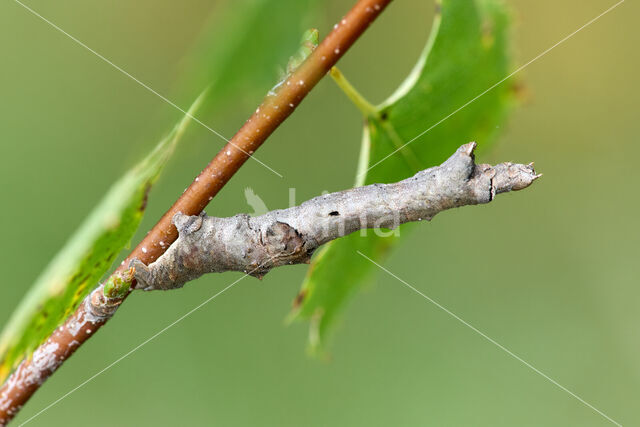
[0,0,326,380]
[177,0,322,115]
[289,0,516,356]
[0,93,205,384]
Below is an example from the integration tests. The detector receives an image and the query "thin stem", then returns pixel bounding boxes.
[121,0,393,271]
[330,66,377,117]
[0,0,393,423]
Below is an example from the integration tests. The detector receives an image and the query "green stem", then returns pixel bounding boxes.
[330,67,377,117]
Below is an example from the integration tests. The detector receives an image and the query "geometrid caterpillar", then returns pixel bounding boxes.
[131,143,539,291]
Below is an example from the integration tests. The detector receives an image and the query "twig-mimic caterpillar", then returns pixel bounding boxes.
[131,143,539,291]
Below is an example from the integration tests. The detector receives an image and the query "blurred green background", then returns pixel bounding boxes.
[0,0,638,425]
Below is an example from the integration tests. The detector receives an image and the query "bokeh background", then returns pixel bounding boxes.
[0,0,638,425]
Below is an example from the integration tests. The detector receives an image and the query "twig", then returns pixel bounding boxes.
[0,0,393,423]
[132,143,539,291]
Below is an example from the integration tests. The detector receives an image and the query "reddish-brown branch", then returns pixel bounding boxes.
[0,0,392,423]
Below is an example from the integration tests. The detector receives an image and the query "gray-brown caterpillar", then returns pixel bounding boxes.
[131,143,539,291]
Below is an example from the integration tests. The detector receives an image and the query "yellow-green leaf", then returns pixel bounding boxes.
[0,93,205,383]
